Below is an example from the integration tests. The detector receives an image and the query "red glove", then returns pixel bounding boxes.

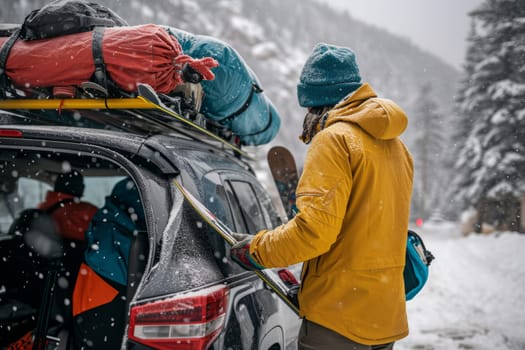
[175,55,219,83]
[230,233,265,271]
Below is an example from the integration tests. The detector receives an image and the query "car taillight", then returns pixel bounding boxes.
[0,129,23,137]
[278,268,299,287]
[128,285,229,350]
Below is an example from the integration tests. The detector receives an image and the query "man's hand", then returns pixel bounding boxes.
[230,233,265,271]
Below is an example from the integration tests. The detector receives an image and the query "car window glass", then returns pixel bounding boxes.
[252,182,283,229]
[12,177,125,212]
[223,181,247,233]
[226,180,265,234]
[17,178,52,209]
[201,172,234,228]
[0,149,137,235]
[83,176,126,207]
[199,172,240,275]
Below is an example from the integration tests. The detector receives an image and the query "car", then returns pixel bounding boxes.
[0,93,301,349]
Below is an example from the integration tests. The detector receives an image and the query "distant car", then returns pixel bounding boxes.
[0,97,300,349]
[427,211,446,224]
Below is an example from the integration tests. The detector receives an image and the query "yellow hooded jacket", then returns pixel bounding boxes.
[250,83,414,345]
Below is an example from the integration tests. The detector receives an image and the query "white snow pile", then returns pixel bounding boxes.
[397,221,525,350]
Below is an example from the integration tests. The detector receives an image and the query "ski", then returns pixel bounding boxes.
[173,180,300,315]
[267,146,300,220]
[137,83,252,159]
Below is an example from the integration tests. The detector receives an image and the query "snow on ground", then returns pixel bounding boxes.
[397,221,525,350]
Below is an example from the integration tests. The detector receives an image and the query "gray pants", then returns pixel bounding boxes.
[298,319,394,350]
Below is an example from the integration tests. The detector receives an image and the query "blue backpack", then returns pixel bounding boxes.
[404,230,435,300]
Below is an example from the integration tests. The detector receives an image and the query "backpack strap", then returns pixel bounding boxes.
[0,28,20,98]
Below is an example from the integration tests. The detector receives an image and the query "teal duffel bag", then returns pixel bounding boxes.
[167,27,281,146]
[404,230,435,300]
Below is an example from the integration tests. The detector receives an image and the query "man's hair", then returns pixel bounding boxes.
[300,105,334,144]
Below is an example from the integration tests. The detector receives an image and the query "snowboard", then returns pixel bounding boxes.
[173,180,300,315]
[267,146,299,220]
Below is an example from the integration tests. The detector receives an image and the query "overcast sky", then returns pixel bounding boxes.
[317,0,484,70]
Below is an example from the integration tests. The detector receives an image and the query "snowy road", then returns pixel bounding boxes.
[397,222,525,350]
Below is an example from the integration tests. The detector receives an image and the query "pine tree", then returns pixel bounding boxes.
[450,0,525,232]
[445,21,486,219]
[412,83,446,219]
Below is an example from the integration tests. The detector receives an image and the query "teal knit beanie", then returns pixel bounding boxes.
[297,43,363,107]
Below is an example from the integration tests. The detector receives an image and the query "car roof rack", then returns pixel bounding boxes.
[0,84,252,159]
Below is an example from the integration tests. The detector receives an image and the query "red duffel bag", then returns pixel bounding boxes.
[0,24,218,96]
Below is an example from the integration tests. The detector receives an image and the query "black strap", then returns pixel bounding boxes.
[222,83,264,122]
[237,106,274,137]
[0,29,20,98]
[45,198,75,214]
[91,27,108,90]
[90,26,130,98]
[33,262,59,350]
[77,14,117,30]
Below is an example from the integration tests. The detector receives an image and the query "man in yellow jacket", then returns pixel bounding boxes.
[231,42,414,350]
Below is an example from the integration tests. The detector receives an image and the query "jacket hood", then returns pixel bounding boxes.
[326,83,408,140]
[108,178,145,226]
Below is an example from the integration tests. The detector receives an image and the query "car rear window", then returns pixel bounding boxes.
[0,149,129,236]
